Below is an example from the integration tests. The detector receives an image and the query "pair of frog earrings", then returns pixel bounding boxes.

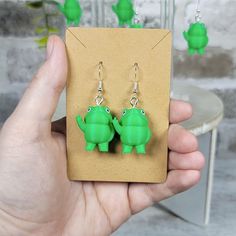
[76,62,151,155]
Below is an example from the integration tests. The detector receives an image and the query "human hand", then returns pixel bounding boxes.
[0,36,204,236]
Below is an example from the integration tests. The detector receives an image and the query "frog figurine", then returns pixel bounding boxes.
[76,106,115,152]
[57,0,82,26]
[112,0,135,27]
[130,23,143,28]
[113,108,152,154]
[183,22,209,55]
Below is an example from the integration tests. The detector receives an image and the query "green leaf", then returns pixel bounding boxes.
[32,15,44,24]
[26,1,43,8]
[35,36,48,48]
[35,27,47,34]
[48,27,59,33]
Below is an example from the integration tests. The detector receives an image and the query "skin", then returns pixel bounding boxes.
[0,36,205,236]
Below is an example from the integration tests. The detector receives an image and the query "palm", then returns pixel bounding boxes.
[0,36,204,236]
[0,126,137,235]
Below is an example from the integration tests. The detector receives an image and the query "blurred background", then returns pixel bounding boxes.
[1,0,235,151]
[0,0,235,235]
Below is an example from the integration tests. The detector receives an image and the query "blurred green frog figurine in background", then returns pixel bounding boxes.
[112,0,135,27]
[183,22,209,55]
[57,0,82,26]
[183,0,209,55]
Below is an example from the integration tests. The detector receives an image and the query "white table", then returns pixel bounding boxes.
[160,80,224,226]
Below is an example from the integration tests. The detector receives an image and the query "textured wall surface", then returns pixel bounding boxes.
[0,0,235,152]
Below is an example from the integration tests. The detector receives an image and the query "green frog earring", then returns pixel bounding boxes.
[183,0,209,55]
[57,0,83,26]
[112,0,135,27]
[113,63,152,154]
[76,62,115,152]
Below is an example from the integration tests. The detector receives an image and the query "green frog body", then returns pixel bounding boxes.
[112,0,135,26]
[113,108,151,154]
[76,106,114,152]
[183,22,209,55]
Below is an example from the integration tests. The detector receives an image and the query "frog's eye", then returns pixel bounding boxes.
[87,107,92,112]
[122,110,126,116]
[141,110,145,115]
[106,108,110,113]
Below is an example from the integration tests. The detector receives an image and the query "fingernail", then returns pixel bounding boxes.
[47,36,55,59]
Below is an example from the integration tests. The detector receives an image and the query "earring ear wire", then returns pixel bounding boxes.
[95,61,104,106]
[130,63,139,108]
[195,0,201,22]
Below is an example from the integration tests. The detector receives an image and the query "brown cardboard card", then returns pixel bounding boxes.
[66,27,172,183]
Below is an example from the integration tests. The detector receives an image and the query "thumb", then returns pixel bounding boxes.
[12,36,67,125]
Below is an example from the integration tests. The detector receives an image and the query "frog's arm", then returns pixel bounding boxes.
[131,7,135,15]
[112,118,122,135]
[183,31,189,41]
[57,3,65,14]
[109,125,115,142]
[112,5,117,14]
[76,115,86,132]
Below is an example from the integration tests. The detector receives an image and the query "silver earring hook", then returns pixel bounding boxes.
[95,61,104,106]
[130,63,139,108]
[195,0,201,22]
[98,61,103,82]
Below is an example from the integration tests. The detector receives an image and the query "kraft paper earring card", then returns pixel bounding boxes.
[66,27,172,183]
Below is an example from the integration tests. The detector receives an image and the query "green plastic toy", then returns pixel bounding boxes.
[57,0,82,26]
[130,16,143,28]
[113,108,152,154]
[76,106,115,152]
[130,23,143,28]
[129,10,143,28]
[112,0,135,27]
[183,22,209,55]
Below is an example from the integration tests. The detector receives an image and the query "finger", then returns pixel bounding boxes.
[168,124,198,153]
[51,117,66,136]
[129,170,200,214]
[168,151,205,170]
[13,36,67,124]
[170,99,192,124]
[162,170,201,197]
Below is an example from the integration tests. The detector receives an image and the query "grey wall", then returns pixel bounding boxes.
[0,0,235,153]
